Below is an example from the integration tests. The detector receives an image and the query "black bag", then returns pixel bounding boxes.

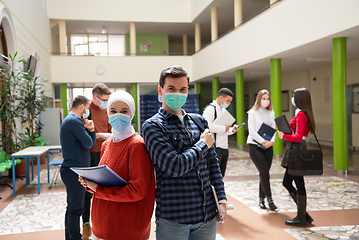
[287,112,323,176]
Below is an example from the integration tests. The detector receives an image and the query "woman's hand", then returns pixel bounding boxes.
[262,140,273,149]
[79,176,98,192]
[277,131,284,139]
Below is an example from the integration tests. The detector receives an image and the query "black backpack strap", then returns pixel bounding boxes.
[208,104,217,144]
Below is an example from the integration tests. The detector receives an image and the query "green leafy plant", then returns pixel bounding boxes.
[0,52,48,155]
[0,52,23,155]
[18,70,48,148]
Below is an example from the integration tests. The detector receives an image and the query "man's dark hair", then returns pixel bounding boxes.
[72,95,89,109]
[159,65,190,88]
[92,83,111,96]
[217,88,233,98]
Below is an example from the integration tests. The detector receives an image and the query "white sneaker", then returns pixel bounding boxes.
[226,204,234,210]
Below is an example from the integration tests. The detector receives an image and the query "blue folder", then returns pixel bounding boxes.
[71,165,127,186]
[253,123,276,150]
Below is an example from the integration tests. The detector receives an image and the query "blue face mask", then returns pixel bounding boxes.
[291,97,296,107]
[221,103,229,109]
[82,108,90,119]
[108,113,131,133]
[164,92,188,111]
[98,101,108,109]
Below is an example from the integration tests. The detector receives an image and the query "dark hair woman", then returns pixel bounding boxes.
[278,87,315,226]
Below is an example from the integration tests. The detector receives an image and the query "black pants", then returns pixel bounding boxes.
[82,152,101,223]
[61,166,86,240]
[249,144,274,198]
[283,169,306,196]
[215,147,229,177]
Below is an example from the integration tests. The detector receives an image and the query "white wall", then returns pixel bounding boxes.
[1,0,52,97]
[192,0,359,81]
[51,56,192,84]
[48,0,192,22]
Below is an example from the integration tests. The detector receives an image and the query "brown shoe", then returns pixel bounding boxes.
[82,222,92,240]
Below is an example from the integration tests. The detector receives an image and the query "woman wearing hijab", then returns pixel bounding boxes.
[79,90,155,240]
[247,89,277,211]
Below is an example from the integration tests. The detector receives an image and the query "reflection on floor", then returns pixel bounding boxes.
[0,145,359,240]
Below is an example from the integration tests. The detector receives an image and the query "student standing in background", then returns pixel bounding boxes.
[246,89,277,211]
[60,95,96,240]
[82,83,111,240]
[278,88,315,226]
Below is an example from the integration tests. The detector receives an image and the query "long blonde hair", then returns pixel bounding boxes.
[248,89,272,112]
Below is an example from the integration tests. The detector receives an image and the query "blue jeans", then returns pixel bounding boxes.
[61,166,86,240]
[156,217,217,240]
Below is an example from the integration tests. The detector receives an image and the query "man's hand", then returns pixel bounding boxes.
[217,203,228,223]
[232,124,242,133]
[262,140,273,149]
[225,125,230,132]
[96,132,111,140]
[79,176,97,192]
[83,119,95,130]
[200,129,214,149]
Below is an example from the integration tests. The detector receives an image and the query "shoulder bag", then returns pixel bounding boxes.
[287,112,323,176]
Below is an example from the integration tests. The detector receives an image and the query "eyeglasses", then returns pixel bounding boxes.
[97,96,108,102]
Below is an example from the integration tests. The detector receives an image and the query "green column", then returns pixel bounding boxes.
[196,82,202,94]
[333,37,348,171]
[236,70,245,146]
[212,77,219,100]
[131,83,138,132]
[270,59,283,155]
[61,83,68,117]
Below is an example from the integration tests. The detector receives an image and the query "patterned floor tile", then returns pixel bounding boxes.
[283,225,359,239]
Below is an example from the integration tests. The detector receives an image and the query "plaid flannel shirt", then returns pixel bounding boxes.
[142,108,226,224]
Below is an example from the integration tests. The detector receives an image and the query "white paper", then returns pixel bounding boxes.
[212,109,236,126]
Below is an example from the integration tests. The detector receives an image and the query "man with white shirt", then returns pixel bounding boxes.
[203,88,241,178]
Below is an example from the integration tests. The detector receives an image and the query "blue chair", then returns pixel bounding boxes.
[49,160,63,188]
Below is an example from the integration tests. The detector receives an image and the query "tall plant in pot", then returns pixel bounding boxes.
[0,52,23,156]
[18,69,48,149]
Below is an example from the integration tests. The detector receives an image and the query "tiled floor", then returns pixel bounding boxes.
[1,143,359,240]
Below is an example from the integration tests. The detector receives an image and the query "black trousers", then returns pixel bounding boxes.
[82,151,101,223]
[61,166,86,240]
[249,144,274,198]
[215,147,229,177]
[283,168,306,196]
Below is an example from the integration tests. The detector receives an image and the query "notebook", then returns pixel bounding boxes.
[211,185,224,223]
[275,115,292,134]
[212,109,236,126]
[70,165,127,186]
[253,123,276,150]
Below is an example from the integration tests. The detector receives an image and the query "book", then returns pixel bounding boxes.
[70,165,127,186]
[212,109,236,126]
[275,115,292,134]
[253,123,276,150]
[211,185,224,223]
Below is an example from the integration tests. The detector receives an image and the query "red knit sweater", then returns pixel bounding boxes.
[283,111,310,142]
[90,133,155,240]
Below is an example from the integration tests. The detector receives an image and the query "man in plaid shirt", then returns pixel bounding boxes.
[142,65,227,240]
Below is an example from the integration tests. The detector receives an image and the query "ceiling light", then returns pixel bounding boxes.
[306,57,332,62]
[102,27,106,34]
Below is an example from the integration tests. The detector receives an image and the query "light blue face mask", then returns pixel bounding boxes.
[164,92,188,111]
[108,113,131,133]
[82,108,90,119]
[291,97,296,107]
[98,100,108,109]
[221,103,229,109]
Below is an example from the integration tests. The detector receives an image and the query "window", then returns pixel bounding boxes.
[70,34,125,56]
